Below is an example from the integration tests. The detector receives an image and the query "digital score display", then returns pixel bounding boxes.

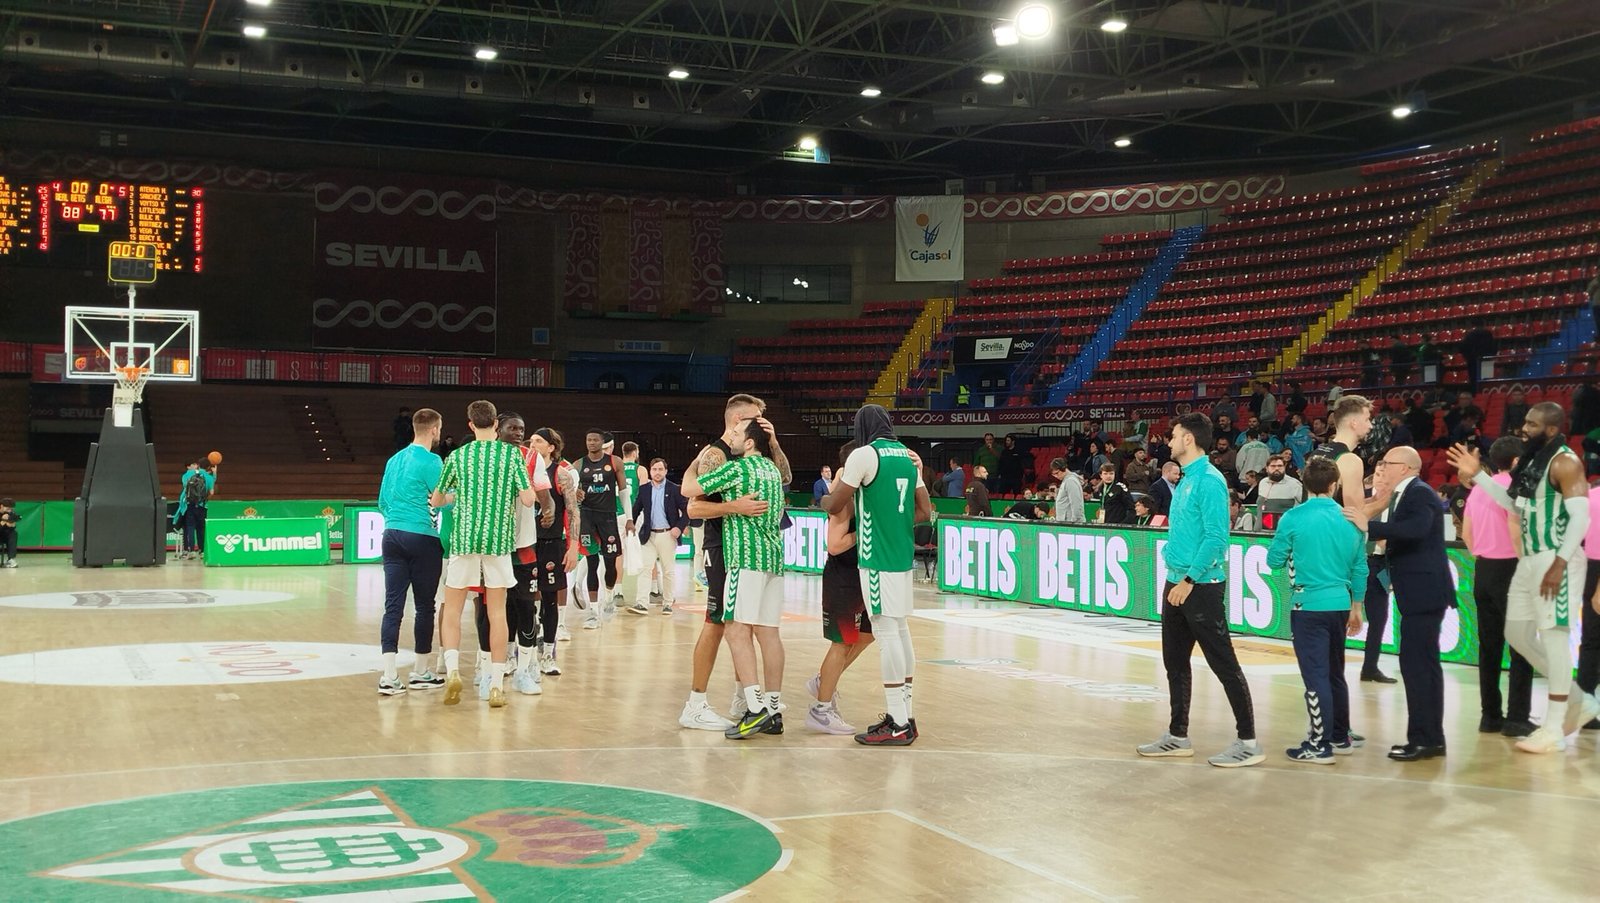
[0,176,203,274]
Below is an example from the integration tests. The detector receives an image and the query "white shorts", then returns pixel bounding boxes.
[861,568,914,618]
[1508,549,1588,630]
[723,568,785,627]
[446,553,515,590]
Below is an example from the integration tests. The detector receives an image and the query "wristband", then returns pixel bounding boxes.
[1181,576,1195,586]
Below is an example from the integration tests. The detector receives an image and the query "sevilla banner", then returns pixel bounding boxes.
[312,175,499,353]
[895,195,964,282]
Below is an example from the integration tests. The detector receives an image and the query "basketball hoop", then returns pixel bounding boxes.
[112,365,149,428]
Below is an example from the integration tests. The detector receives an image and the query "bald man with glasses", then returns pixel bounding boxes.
[1346,447,1452,761]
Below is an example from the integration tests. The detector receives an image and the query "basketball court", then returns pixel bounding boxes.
[4,556,1597,901]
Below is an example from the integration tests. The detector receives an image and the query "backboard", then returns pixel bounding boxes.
[64,306,200,383]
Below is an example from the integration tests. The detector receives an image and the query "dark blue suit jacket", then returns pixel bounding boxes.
[1367,478,1453,614]
[632,480,690,538]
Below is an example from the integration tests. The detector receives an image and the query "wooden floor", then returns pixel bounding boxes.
[3,554,1599,901]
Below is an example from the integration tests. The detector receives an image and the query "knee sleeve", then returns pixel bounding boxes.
[1544,627,1574,696]
[897,619,916,681]
[872,615,906,684]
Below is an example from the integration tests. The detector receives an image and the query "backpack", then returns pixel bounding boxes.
[184,471,210,507]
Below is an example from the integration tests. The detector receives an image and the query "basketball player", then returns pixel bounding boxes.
[818,406,931,746]
[677,394,787,731]
[1137,412,1263,767]
[616,440,653,602]
[375,407,445,695]
[498,413,553,696]
[576,430,633,626]
[530,428,582,674]
[1314,395,1395,684]
[1449,402,1597,752]
[682,417,788,739]
[808,442,874,733]
[430,400,537,709]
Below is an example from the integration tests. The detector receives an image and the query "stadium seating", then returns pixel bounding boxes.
[727,299,924,408]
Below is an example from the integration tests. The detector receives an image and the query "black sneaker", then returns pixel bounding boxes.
[855,715,914,746]
[1585,719,1600,731]
[762,712,785,735]
[908,718,919,741]
[1478,716,1504,734]
[1500,719,1537,738]
[725,708,777,740]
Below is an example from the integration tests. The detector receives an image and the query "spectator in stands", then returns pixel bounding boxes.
[1253,382,1278,423]
[1050,458,1085,524]
[1257,455,1303,504]
[1361,348,1382,388]
[1285,417,1314,469]
[1234,415,1260,445]
[1086,420,1111,445]
[1328,383,1345,406]
[1500,387,1530,438]
[1085,439,1109,478]
[1146,434,1171,468]
[938,457,966,499]
[0,498,17,568]
[1149,460,1180,515]
[437,434,456,461]
[1240,471,1261,505]
[1093,463,1134,525]
[997,435,1026,495]
[1460,326,1498,394]
[1311,416,1330,444]
[1212,395,1238,428]
[1235,429,1271,485]
[1132,495,1164,527]
[1589,273,1600,341]
[1575,380,1600,437]
[1123,447,1154,494]
[1403,394,1435,447]
[812,465,832,507]
[964,464,991,517]
[1209,435,1239,488]
[1230,497,1257,532]
[1005,499,1044,521]
[1388,337,1413,386]
[1388,411,1413,450]
[1415,334,1441,384]
[973,433,1001,476]
[393,407,414,452]
[1443,391,1485,438]
[1285,381,1309,419]
[1214,415,1234,446]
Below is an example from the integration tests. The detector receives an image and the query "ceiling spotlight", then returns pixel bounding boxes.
[668,67,690,79]
[860,86,882,97]
[242,24,267,39]
[245,0,273,6]
[798,135,819,151]
[474,47,498,61]
[1391,104,1413,119]
[1113,136,1132,148]
[1101,17,1129,33]
[993,24,1019,47]
[981,71,1006,85]
[1015,4,1054,40]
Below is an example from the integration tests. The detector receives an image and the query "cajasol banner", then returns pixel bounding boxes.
[207,518,333,567]
[937,516,1484,666]
[894,195,964,282]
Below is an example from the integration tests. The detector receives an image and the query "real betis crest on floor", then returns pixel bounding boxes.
[5,779,784,901]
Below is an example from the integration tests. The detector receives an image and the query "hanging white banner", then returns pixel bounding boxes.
[894,195,965,282]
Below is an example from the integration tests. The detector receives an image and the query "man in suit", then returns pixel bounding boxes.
[1346,446,1451,761]
[628,458,690,615]
[1148,460,1180,516]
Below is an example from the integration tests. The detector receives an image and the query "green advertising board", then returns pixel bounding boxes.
[206,517,333,567]
[782,508,828,574]
[937,516,1484,665]
[343,505,384,563]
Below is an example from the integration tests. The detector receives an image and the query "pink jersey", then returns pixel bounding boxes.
[1588,485,1600,560]
[1463,472,1516,559]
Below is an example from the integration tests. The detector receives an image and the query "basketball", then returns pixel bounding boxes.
[73,355,87,371]
[208,450,222,465]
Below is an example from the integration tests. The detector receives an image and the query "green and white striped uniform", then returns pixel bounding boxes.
[855,439,919,573]
[436,440,530,557]
[616,461,645,517]
[696,454,785,573]
[1519,448,1579,555]
[1509,447,1587,629]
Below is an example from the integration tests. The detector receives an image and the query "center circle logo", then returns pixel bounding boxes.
[0,779,784,901]
[0,589,294,610]
[0,642,399,686]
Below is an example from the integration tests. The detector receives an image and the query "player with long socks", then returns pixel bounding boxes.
[498,413,553,696]
[819,405,932,746]
[530,428,582,674]
[807,441,876,734]
[577,430,633,627]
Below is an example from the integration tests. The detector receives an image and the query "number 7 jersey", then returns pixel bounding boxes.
[845,439,923,573]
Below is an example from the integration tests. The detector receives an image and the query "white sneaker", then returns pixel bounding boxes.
[377,676,406,696]
[476,670,493,701]
[556,624,572,642]
[512,669,542,696]
[1136,733,1194,758]
[1516,724,1568,754]
[1208,739,1265,768]
[1562,690,1600,735]
[680,700,735,731]
[626,601,650,615]
[660,602,674,615]
[539,652,561,675]
[583,615,600,630]
[806,703,856,735]
[407,669,445,690]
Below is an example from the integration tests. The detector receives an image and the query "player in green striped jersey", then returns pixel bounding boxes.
[820,404,932,746]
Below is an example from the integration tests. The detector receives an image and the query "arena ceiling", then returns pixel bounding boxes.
[4,0,1600,188]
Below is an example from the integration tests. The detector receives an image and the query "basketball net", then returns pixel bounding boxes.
[112,365,149,429]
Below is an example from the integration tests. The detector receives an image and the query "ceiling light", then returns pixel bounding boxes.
[1015,4,1054,40]
[981,71,1006,85]
[245,0,273,6]
[1113,136,1132,148]
[993,24,1019,47]
[1101,18,1129,33]
[860,86,882,97]
[474,47,498,61]
[798,135,819,151]
[1391,104,1413,119]
[667,67,690,79]
[242,24,267,39]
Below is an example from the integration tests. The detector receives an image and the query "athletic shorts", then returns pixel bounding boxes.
[861,568,915,619]
[822,548,871,645]
[580,509,621,557]
[446,553,514,590]
[1509,549,1588,630]
[723,567,785,628]
[703,545,727,625]
[533,538,569,591]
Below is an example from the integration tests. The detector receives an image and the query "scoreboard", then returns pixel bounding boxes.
[0,176,204,273]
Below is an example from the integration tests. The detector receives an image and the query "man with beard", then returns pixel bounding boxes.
[1449,403,1596,753]
[1123,447,1155,494]
[1256,455,1303,504]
